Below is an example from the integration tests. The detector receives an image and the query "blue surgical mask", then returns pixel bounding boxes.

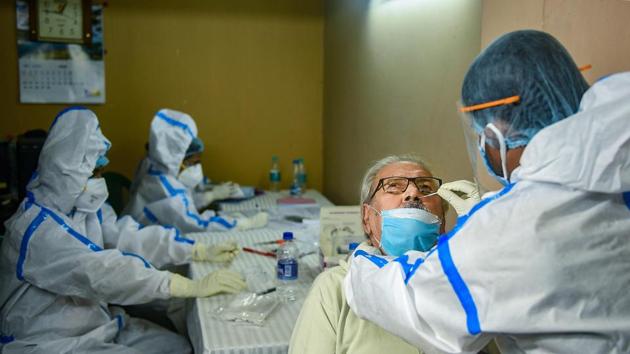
[479,123,509,186]
[95,155,109,169]
[377,207,441,256]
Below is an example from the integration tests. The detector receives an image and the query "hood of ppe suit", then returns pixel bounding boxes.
[516,72,630,193]
[147,109,198,176]
[27,107,111,214]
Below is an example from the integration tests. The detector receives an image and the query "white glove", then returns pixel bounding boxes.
[169,270,246,298]
[437,180,481,216]
[204,182,237,204]
[192,241,240,262]
[234,212,269,231]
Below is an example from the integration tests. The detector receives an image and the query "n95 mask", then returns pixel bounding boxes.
[75,177,109,213]
[178,164,203,188]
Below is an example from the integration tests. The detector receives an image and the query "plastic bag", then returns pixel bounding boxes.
[212,292,280,326]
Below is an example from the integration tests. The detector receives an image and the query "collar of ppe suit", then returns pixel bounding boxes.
[339,242,382,272]
[148,109,198,176]
[28,107,111,215]
[517,71,630,194]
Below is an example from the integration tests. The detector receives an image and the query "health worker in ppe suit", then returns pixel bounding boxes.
[123,109,268,233]
[0,107,247,353]
[344,29,630,354]
[181,137,249,210]
[94,155,241,269]
[290,154,445,354]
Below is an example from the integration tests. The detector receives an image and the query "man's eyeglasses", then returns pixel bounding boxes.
[368,176,442,201]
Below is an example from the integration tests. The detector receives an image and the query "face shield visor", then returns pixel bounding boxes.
[457,95,521,195]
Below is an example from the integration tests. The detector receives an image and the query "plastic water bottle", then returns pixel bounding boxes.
[277,231,299,301]
[297,158,307,191]
[289,159,302,196]
[269,155,281,192]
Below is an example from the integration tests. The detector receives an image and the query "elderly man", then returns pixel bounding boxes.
[344,30,630,353]
[289,154,445,354]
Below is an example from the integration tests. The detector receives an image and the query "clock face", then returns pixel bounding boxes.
[37,0,84,42]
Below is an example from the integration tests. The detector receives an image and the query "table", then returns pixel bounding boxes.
[218,190,333,212]
[187,190,332,354]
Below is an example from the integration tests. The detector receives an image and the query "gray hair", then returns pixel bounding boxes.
[359,154,431,210]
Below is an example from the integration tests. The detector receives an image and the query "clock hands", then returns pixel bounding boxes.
[57,1,68,14]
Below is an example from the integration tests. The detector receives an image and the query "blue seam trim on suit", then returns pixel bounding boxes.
[155,171,236,229]
[156,111,195,139]
[121,252,151,268]
[18,194,153,277]
[0,335,15,344]
[393,254,425,285]
[163,225,195,245]
[173,228,195,244]
[17,211,47,280]
[143,207,158,223]
[158,175,186,196]
[147,165,162,176]
[623,191,630,210]
[438,235,481,335]
[210,216,236,229]
[50,106,89,128]
[353,249,389,268]
[97,209,103,224]
[116,314,124,330]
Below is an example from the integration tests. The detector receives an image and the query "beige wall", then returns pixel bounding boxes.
[482,0,630,84]
[323,0,482,206]
[0,1,323,190]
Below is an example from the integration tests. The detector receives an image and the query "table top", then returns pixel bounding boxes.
[186,190,332,354]
[218,189,333,212]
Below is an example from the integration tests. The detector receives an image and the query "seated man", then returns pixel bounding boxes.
[123,109,267,233]
[289,154,445,354]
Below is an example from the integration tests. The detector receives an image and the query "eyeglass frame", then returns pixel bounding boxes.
[367,176,443,202]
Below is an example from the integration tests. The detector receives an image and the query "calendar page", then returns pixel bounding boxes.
[16,1,105,104]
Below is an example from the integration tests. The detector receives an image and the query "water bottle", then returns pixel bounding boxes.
[269,155,281,192]
[277,231,299,301]
[297,158,307,191]
[289,159,302,196]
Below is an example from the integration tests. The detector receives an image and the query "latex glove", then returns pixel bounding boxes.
[437,180,481,216]
[192,241,240,262]
[203,182,236,204]
[169,270,246,298]
[234,212,269,231]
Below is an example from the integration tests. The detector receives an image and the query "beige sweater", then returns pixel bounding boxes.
[289,243,422,354]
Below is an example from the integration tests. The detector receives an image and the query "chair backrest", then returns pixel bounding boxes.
[103,171,131,215]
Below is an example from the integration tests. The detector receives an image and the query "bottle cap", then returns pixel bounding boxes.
[282,231,294,241]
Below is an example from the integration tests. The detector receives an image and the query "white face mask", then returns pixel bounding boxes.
[75,177,109,213]
[178,164,203,188]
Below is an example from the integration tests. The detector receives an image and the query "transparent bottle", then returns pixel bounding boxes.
[269,155,281,192]
[297,157,307,192]
[276,231,299,302]
[289,159,302,196]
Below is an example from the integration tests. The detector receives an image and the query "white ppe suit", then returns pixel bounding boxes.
[123,109,237,233]
[100,202,195,268]
[344,73,630,353]
[0,108,191,353]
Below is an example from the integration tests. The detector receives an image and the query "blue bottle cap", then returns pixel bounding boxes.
[283,232,294,241]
